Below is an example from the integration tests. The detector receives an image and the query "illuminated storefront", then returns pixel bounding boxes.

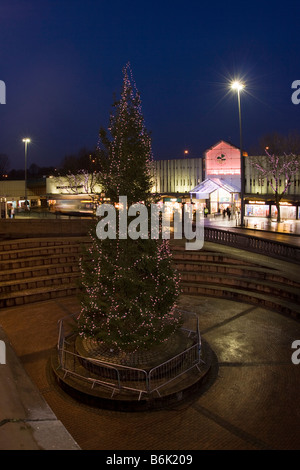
[190,178,240,214]
[159,196,182,214]
[190,141,241,214]
[271,203,297,220]
[245,201,269,217]
[0,180,42,215]
[245,200,298,219]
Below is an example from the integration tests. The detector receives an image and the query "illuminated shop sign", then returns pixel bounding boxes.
[163,197,182,202]
[206,141,241,176]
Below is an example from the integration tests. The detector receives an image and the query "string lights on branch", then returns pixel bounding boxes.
[77,64,182,352]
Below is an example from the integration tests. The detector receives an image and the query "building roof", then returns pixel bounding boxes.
[190,176,241,198]
[204,140,240,154]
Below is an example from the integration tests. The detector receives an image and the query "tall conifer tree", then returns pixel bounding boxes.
[77,63,181,352]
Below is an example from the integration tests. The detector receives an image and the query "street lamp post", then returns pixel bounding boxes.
[231,81,245,227]
[22,138,30,210]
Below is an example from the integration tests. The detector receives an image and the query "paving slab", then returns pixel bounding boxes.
[0,293,299,450]
[0,327,80,450]
[0,237,299,451]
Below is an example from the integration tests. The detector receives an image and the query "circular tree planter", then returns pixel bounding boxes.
[51,311,218,411]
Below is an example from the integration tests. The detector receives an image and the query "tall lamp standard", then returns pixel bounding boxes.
[22,138,31,210]
[231,81,245,227]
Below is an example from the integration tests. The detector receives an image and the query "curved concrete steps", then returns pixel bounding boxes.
[171,242,300,319]
[0,238,88,308]
[0,237,299,320]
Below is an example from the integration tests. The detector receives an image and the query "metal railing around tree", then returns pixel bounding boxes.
[56,310,202,400]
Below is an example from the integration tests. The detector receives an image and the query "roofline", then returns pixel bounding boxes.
[204,140,240,153]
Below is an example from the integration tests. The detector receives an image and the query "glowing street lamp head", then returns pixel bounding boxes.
[22,138,31,143]
[231,80,245,92]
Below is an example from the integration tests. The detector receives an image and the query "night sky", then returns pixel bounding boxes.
[1,0,300,171]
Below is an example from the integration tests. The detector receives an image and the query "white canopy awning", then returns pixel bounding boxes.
[190,177,241,199]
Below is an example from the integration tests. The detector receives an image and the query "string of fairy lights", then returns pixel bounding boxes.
[78,232,182,351]
[77,63,181,352]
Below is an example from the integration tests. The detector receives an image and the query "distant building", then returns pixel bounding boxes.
[152,156,203,195]
[190,141,242,215]
[189,140,300,219]
[0,179,46,217]
[1,140,299,219]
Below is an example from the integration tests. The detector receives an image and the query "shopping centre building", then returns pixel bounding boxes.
[154,140,300,220]
[1,140,299,219]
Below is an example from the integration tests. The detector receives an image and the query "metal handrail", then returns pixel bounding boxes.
[148,342,201,394]
[87,356,149,394]
[56,311,202,398]
[204,226,300,264]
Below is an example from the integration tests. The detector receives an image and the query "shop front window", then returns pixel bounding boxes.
[246,204,269,217]
[271,205,296,220]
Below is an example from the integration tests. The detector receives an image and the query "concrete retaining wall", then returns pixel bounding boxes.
[0,219,94,239]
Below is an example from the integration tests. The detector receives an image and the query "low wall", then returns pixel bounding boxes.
[1,219,299,265]
[0,218,94,239]
[204,227,300,264]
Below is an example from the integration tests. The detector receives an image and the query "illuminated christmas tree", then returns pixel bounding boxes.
[77,63,181,352]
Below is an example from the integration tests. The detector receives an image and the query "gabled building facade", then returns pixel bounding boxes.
[190,141,243,215]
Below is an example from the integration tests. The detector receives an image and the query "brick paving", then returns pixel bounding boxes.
[0,293,299,450]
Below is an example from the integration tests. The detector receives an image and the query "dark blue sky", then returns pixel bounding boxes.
[1,0,299,170]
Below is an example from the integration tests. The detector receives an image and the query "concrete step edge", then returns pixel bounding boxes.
[0,272,80,290]
[0,262,80,279]
[179,272,300,294]
[0,283,79,301]
[0,236,90,251]
[180,282,300,313]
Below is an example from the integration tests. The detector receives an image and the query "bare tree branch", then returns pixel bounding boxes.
[251,151,299,221]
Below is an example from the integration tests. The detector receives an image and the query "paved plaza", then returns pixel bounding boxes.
[0,288,299,450]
